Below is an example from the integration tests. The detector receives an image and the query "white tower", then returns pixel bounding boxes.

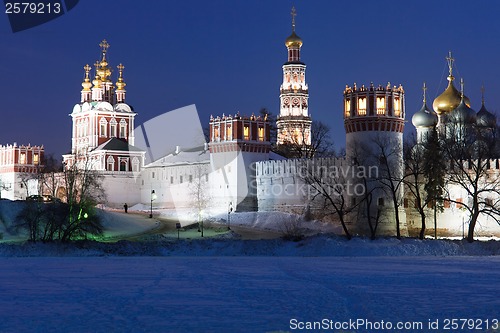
[276,7,312,147]
[344,82,407,236]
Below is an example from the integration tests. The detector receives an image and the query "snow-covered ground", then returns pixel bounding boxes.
[0,256,498,333]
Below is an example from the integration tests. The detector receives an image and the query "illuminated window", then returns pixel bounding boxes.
[394,97,401,117]
[258,127,264,141]
[376,97,385,115]
[244,125,250,140]
[226,125,232,140]
[345,99,351,117]
[214,126,219,141]
[358,97,366,115]
[33,154,39,165]
[20,153,26,164]
[456,198,463,209]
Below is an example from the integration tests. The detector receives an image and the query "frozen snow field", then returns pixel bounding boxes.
[0,250,499,332]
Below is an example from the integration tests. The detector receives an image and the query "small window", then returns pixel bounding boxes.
[244,125,250,140]
[33,154,39,165]
[189,175,193,183]
[170,176,174,184]
[376,97,385,114]
[20,153,26,164]
[258,127,264,141]
[345,99,351,117]
[358,97,366,115]
[378,197,384,206]
[394,97,401,117]
[152,172,155,179]
[180,176,183,183]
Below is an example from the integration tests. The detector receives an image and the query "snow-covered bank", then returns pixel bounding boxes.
[0,235,498,257]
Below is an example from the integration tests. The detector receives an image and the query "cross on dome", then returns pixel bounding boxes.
[446,51,454,78]
[99,39,110,54]
[291,6,297,32]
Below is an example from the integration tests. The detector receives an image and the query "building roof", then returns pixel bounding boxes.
[93,138,144,152]
[146,145,210,168]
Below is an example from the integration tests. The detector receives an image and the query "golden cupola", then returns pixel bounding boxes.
[432,51,470,115]
[92,60,102,88]
[97,39,112,82]
[285,31,302,48]
[115,63,126,91]
[285,6,303,48]
[81,64,92,91]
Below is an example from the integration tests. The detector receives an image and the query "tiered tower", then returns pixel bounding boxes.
[276,7,311,147]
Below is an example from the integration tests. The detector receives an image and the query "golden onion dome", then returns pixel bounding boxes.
[81,64,92,91]
[432,76,470,115]
[285,31,303,48]
[115,63,126,91]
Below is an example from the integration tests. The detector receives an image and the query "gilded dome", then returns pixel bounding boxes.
[285,31,303,48]
[412,102,438,128]
[432,76,470,115]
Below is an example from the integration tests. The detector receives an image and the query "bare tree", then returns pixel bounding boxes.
[300,159,353,239]
[372,136,405,239]
[39,154,62,198]
[442,123,500,242]
[189,164,210,236]
[276,120,334,158]
[404,131,446,239]
[349,142,383,239]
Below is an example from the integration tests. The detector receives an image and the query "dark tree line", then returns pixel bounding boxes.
[16,155,105,242]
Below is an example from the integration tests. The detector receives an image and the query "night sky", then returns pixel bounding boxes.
[1,0,500,159]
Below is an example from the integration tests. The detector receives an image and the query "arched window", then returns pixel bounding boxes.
[100,118,108,137]
[376,97,385,115]
[132,157,140,172]
[358,97,367,115]
[109,118,117,137]
[106,156,115,171]
[119,119,127,138]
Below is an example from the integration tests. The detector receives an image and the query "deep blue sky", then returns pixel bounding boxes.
[1,0,500,158]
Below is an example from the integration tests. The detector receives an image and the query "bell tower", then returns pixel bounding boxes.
[276,7,312,147]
